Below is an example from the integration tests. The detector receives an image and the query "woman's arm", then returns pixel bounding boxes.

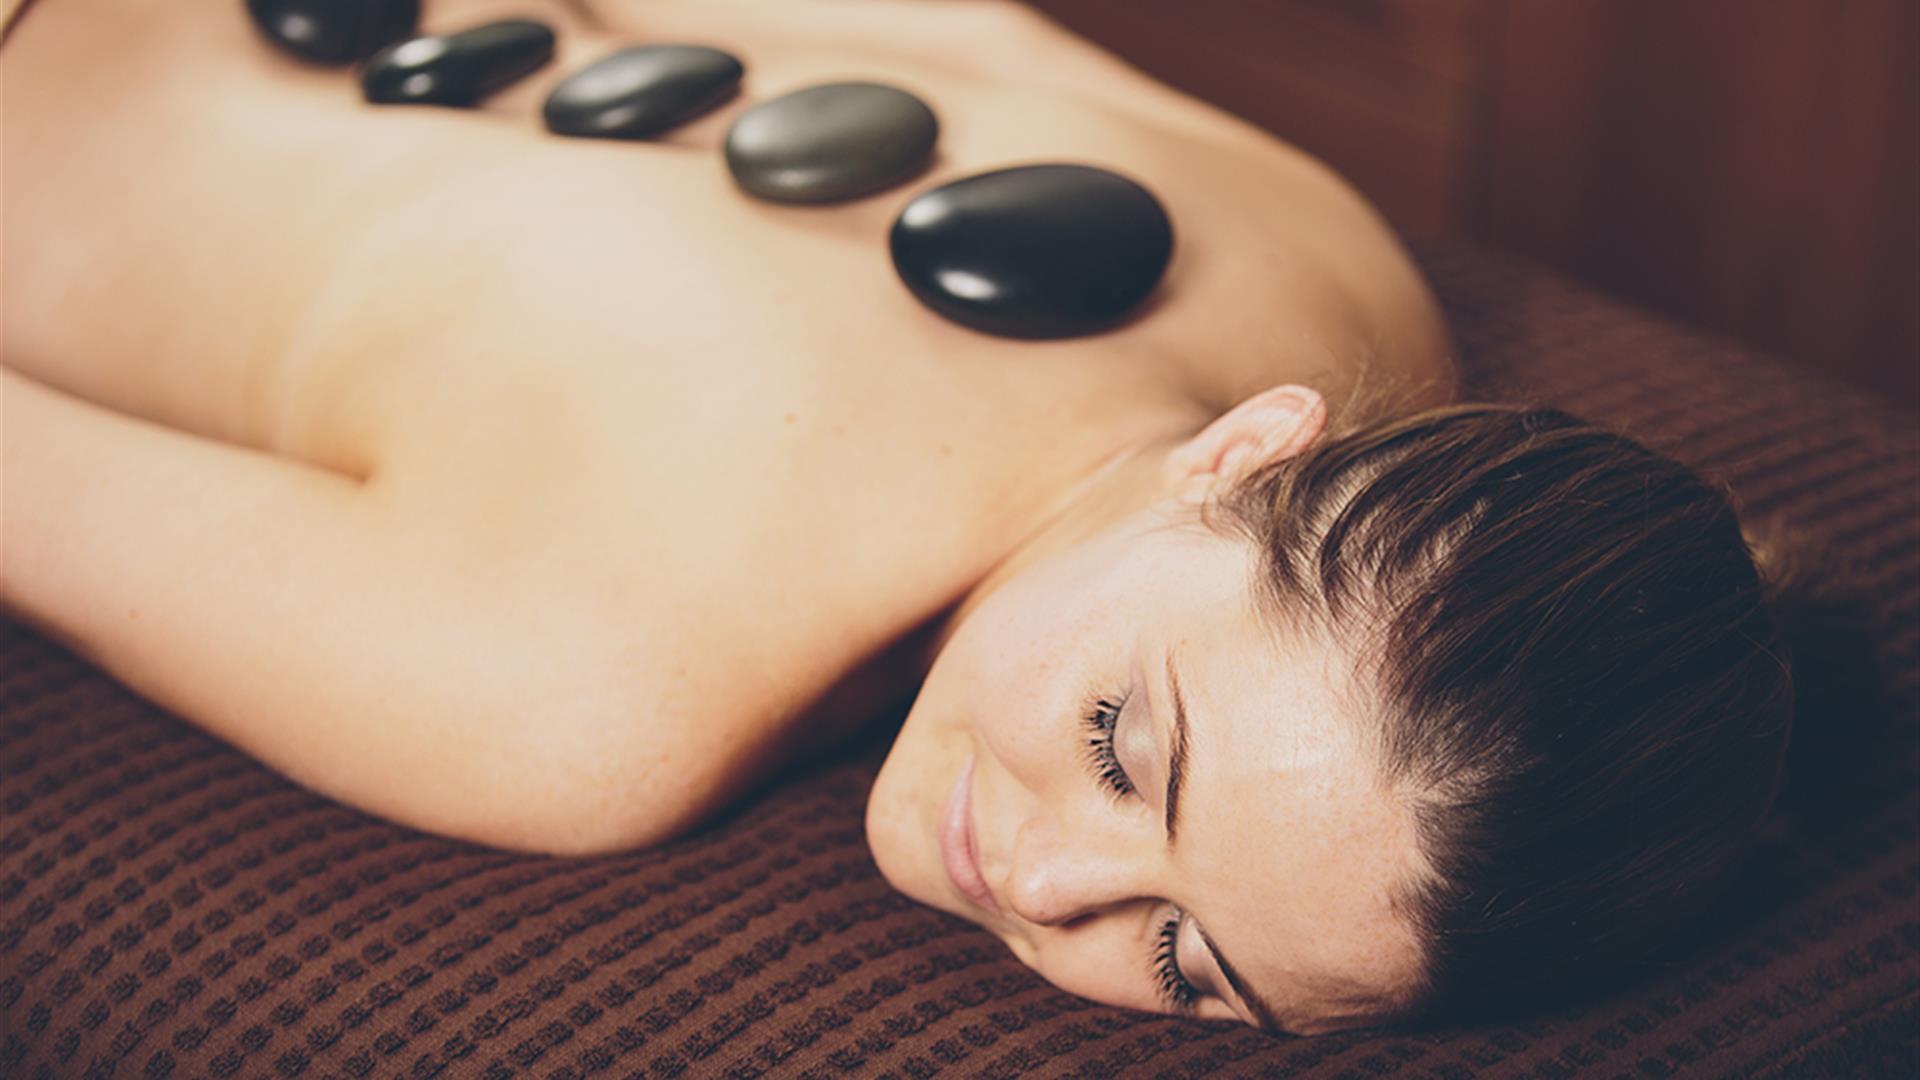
[0,367,678,854]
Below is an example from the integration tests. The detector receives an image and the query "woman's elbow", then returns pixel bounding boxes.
[468,747,717,857]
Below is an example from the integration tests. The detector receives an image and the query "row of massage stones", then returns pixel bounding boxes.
[245,0,1173,338]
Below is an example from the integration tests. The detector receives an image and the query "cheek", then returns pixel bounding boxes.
[1017,924,1164,1016]
[946,592,1094,752]
[864,705,949,905]
[869,538,1138,846]
[968,549,1124,682]
[865,596,1050,889]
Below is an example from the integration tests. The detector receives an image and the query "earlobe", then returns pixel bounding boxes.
[1163,385,1327,499]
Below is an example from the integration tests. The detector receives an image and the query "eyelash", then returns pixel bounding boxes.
[1080,695,1136,800]
[1081,692,1203,1015]
[1153,910,1202,1014]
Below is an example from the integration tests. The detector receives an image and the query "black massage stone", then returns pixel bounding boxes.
[544,45,744,140]
[245,0,419,66]
[725,81,939,204]
[361,19,556,107]
[889,164,1175,339]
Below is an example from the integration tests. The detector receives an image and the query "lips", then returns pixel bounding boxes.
[941,753,1000,914]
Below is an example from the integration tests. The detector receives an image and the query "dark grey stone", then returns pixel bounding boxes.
[889,164,1175,339]
[724,81,939,204]
[245,0,419,66]
[543,45,744,140]
[361,19,555,107]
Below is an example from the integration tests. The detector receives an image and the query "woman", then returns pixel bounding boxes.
[0,0,1791,1035]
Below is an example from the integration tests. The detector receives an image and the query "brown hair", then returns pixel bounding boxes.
[1212,404,1793,1026]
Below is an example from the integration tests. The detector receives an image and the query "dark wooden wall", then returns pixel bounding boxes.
[1023,0,1919,409]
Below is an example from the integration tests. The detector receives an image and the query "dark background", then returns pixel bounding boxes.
[1022,0,1919,411]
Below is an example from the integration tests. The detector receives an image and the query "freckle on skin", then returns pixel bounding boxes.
[784,413,796,424]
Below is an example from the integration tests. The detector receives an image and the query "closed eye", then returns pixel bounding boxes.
[1081,693,1135,800]
[1079,689,1202,1014]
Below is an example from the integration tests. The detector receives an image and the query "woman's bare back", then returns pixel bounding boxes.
[1,0,1453,851]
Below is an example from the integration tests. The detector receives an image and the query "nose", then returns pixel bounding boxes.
[1001,811,1144,927]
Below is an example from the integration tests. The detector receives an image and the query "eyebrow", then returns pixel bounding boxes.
[1199,924,1287,1035]
[1163,649,1287,1035]
[1163,650,1190,844]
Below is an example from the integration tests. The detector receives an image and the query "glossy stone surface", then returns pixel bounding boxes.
[246,0,419,66]
[725,82,938,204]
[889,164,1175,339]
[543,45,744,140]
[361,20,555,107]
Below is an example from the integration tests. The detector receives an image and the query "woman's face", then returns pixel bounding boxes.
[866,501,1430,1035]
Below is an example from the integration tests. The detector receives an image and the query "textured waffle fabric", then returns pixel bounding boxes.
[3,242,1916,1079]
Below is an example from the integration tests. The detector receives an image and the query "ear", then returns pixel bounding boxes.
[1161,385,1327,502]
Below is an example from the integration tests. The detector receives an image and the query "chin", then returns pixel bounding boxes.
[865,717,978,927]
[863,737,927,905]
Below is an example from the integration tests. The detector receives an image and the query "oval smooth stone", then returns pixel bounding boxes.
[361,19,556,107]
[889,164,1176,339]
[724,82,939,204]
[245,0,419,66]
[544,45,744,140]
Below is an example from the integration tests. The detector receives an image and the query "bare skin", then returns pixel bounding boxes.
[0,0,1453,858]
